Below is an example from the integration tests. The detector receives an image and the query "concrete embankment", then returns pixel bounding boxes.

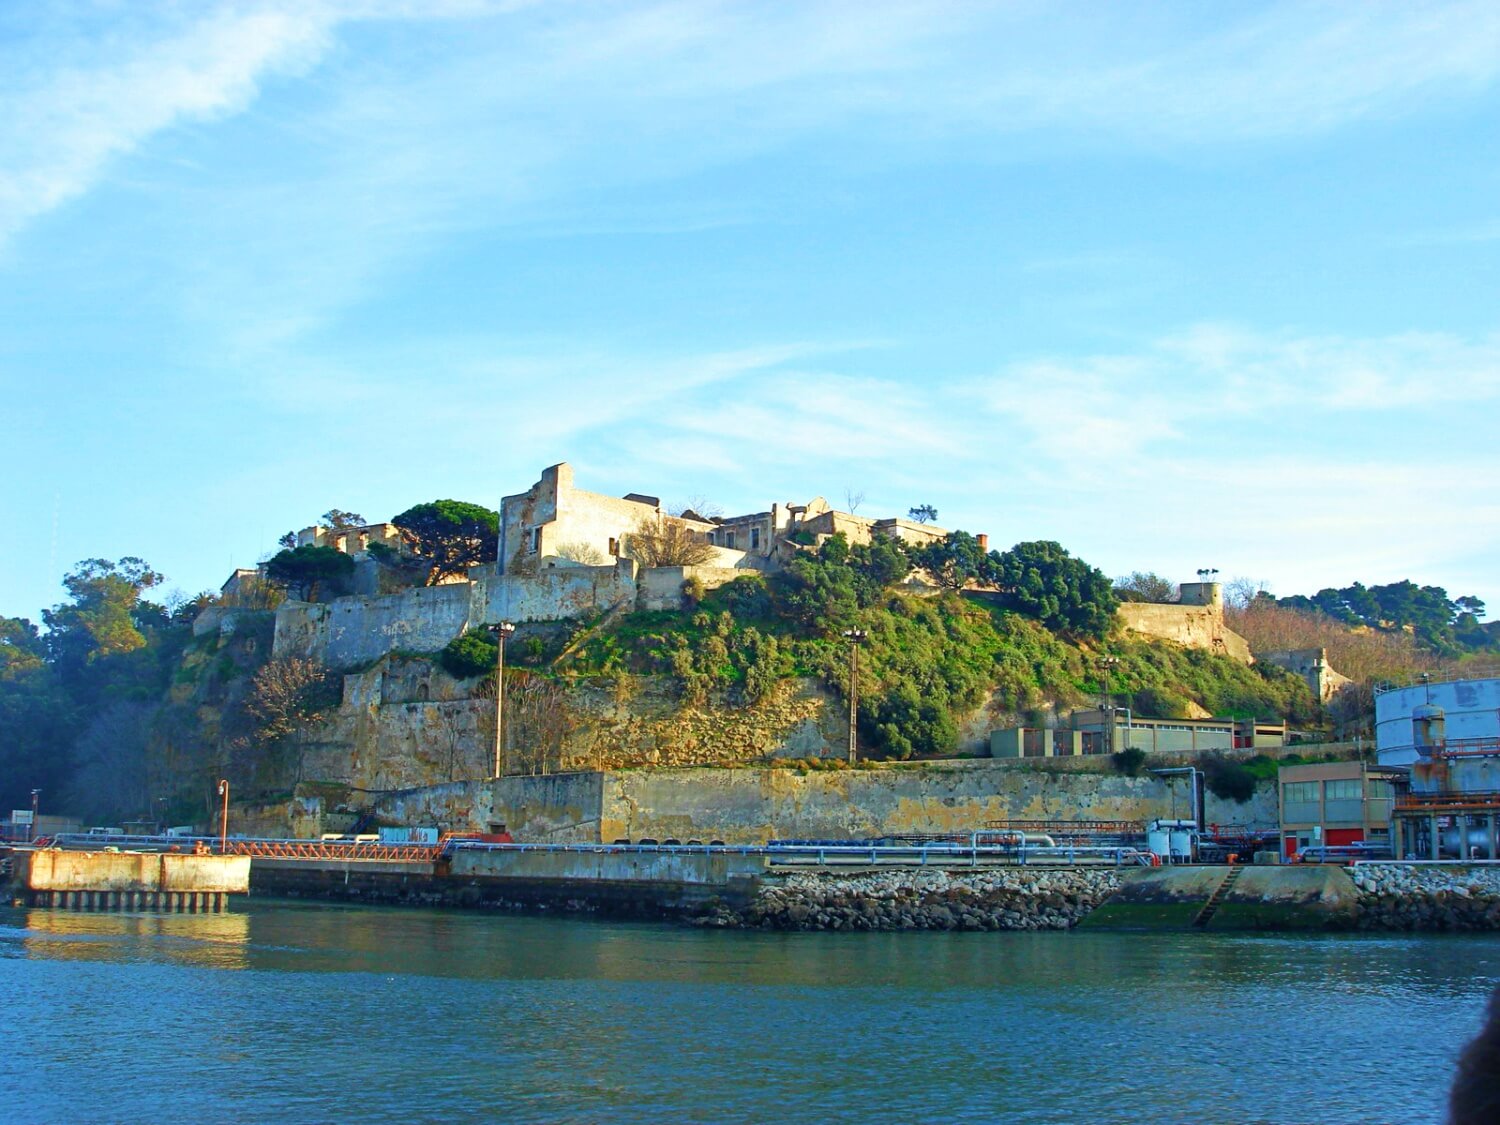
[697,867,1123,931]
[251,848,766,919]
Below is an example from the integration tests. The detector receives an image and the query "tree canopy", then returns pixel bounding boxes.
[990,540,1118,638]
[393,500,499,584]
[910,531,990,591]
[625,514,716,568]
[1273,579,1490,657]
[1114,571,1179,603]
[265,546,355,602]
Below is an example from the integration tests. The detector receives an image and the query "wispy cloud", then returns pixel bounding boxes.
[963,325,1500,467]
[7,0,1500,262]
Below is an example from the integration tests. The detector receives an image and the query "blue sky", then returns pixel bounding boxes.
[3,0,1498,623]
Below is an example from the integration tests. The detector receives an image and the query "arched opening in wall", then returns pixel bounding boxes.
[417,683,430,702]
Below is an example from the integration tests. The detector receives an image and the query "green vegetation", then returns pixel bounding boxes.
[1198,752,1257,803]
[264,545,355,602]
[1262,578,1494,659]
[392,499,499,584]
[440,630,498,679]
[565,534,1314,761]
[0,557,217,819]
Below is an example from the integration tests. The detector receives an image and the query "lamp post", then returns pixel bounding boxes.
[841,628,867,764]
[1098,656,1119,753]
[217,779,230,854]
[490,621,516,779]
[29,788,40,844]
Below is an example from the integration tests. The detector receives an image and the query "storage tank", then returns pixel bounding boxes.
[1168,828,1194,863]
[1412,704,1447,758]
[1146,824,1170,859]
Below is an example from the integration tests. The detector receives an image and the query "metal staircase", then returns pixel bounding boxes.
[1192,865,1244,929]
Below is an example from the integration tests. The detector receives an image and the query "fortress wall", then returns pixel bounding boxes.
[483,562,636,623]
[273,564,640,668]
[1117,602,1252,662]
[637,565,747,611]
[273,582,479,666]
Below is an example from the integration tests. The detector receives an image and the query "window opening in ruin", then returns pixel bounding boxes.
[531,528,542,552]
[725,531,736,549]
[751,528,761,549]
[609,537,619,556]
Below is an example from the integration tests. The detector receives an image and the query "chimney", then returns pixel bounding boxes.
[977,533,989,551]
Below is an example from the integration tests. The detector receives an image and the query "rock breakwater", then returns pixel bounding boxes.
[697,867,1123,931]
[1352,864,1500,931]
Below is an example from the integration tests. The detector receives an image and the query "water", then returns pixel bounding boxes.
[1,902,1495,1124]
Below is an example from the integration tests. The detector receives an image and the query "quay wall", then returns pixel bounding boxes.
[23,851,250,894]
[252,764,1276,845]
[251,848,765,916]
[597,764,1274,845]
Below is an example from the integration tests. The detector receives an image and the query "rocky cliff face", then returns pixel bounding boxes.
[290,657,850,792]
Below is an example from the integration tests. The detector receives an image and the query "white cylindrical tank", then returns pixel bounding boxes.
[1147,826,1170,858]
[1168,829,1193,862]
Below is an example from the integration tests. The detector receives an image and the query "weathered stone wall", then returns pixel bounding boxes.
[560,677,844,770]
[1117,601,1252,662]
[296,667,849,794]
[273,563,639,668]
[637,565,752,611]
[1257,647,1353,702]
[596,763,1269,844]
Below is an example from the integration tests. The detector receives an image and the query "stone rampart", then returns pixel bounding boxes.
[273,563,638,668]
[1117,602,1252,662]
[637,565,748,611]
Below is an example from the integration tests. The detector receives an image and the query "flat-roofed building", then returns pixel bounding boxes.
[1278,760,1399,859]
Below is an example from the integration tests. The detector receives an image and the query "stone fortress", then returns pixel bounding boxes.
[207,460,1350,704]
[258,462,949,668]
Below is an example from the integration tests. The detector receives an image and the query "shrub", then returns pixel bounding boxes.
[1199,752,1257,803]
[1112,747,1148,776]
[440,630,498,679]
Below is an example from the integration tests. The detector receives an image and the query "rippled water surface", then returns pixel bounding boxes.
[2,901,1496,1123]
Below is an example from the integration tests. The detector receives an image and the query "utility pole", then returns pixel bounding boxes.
[29,788,40,843]
[217,779,230,854]
[1098,655,1119,754]
[842,628,867,763]
[491,621,516,779]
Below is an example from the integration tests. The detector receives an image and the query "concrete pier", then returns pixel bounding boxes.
[18,851,250,911]
[250,847,769,917]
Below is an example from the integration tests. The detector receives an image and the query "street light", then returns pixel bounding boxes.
[490,621,516,779]
[217,779,230,854]
[1098,656,1119,753]
[29,788,40,844]
[841,628,867,764]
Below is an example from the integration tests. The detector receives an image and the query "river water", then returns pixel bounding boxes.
[1,901,1494,1124]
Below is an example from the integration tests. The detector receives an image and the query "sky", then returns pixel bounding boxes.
[2,0,1498,623]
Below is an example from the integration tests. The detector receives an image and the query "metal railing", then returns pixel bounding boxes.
[35,833,1155,868]
[1374,667,1500,695]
